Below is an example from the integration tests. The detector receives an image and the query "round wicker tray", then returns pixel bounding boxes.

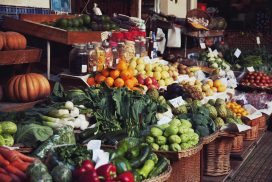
[155,141,203,161]
[202,131,219,145]
[143,165,172,182]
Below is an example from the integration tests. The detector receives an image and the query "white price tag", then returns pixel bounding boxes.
[82,65,87,73]
[157,116,172,125]
[87,140,101,150]
[256,36,261,45]
[234,48,241,58]
[169,96,186,108]
[208,47,212,53]
[177,75,190,83]
[247,67,255,72]
[200,42,206,49]
[159,60,169,65]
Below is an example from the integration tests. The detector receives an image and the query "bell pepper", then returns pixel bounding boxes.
[96,163,117,180]
[117,171,135,182]
[132,170,142,182]
[138,159,155,179]
[112,157,132,174]
[79,170,100,182]
[112,140,129,159]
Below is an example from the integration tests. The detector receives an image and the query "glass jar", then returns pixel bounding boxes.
[69,44,88,75]
[110,41,119,69]
[140,41,147,57]
[103,41,113,69]
[93,42,105,72]
[123,40,135,62]
[135,40,141,58]
[86,43,97,73]
[117,42,125,62]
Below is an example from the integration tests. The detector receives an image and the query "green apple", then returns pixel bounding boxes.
[154,66,163,72]
[162,65,169,71]
[133,69,138,76]
[136,58,144,65]
[129,60,137,69]
[165,77,174,86]
[153,71,162,80]
[139,70,146,76]
[158,80,166,87]
[145,64,153,72]
[161,71,170,79]
[146,71,154,77]
[136,64,145,71]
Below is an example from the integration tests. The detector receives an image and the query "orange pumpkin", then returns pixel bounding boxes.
[0,32,5,50]
[4,32,27,50]
[7,73,51,102]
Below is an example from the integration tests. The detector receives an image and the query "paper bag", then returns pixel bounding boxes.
[167,27,181,48]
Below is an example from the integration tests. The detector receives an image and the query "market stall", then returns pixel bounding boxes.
[0,4,272,182]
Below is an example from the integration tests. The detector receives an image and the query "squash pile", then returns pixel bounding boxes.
[7,73,51,102]
[0,31,27,51]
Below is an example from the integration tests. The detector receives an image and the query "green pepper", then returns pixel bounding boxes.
[132,170,142,182]
[138,159,155,179]
[112,157,132,174]
[145,136,154,144]
[125,146,140,160]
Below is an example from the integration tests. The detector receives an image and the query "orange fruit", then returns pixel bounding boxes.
[95,74,106,84]
[110,69,120,79]
[114,78,125,88]
[212,87,218,92]
[87,77,96,86]
[206,80,213,87]
[105,77,114,87]
[217,85,226,92]
[101,69,110,77]
[131,86,143,93]
[120,69,133,80]
[117,60,128,71]
[213,79,222,88]
[131,77,138,85]
[125,79,135,89]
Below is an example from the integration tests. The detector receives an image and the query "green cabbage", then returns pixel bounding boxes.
[2,134,14,146]
[0,121,17,134]
[0,135,5,146]
[51,164,72,182]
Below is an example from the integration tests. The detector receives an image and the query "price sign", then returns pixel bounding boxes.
[247,67,255,72]
[208,47,212,53]
[234,48,241,58]
[256,37,261,45]
[200,42,206,49]
[169,96,186,108]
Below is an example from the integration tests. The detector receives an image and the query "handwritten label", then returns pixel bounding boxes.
[247,67,255,72]
[157,116,172,125]
[169,96,186,108]
[256,37,261,45]
[208,47,212,53]
[200,42,206,49]
[234,48,241,58]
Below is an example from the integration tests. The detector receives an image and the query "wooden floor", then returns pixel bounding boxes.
[230,131,272,182]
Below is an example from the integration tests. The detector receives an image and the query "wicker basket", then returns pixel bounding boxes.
[231,134,244,153]
[203,136,234,176]
[155,141,203,161]
[202,131,219,145]
[186,9,211,30]
[244,124,259,141]
[155,142,203,182]
[143,165,172,182]
[258,115,267,131]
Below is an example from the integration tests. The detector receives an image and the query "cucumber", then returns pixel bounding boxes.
[148,157,169,178]
[130,145,151,168]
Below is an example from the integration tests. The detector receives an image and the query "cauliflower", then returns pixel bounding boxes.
[146,88,159,100]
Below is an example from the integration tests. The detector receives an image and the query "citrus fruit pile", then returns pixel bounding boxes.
[227,102,249,117]
[87,60,140,91]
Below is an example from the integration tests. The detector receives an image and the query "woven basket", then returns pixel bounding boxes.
[258,115,267,130]
[202,131,219,145]
[143,165,172,182]
[203,136,234,176]
[244,124,259,141]
[186,9,211,30]
[155,141,203,161]
[231,134,244,153]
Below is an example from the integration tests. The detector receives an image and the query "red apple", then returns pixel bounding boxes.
[147,84,157,90]
[150,77,157,84]
[145,77,153,85]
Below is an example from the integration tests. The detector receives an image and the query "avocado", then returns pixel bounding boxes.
[56,18,68,28]
[103,23,111,31]
[91,22,98,31]
[71,19,80,27]
[67,19,73,27]
[77,18,84,26]
[101,15,110,23]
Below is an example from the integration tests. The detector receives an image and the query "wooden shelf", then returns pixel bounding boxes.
[0,47,41,65]
[3,15,103,45]
[184,30,224,38]
[0,100,43,112]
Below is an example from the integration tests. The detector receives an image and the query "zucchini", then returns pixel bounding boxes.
[130,145,151,168]
[148,157,169,178]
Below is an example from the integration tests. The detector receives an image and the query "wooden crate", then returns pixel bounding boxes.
[3,14,103,45]
[0,47,42,65]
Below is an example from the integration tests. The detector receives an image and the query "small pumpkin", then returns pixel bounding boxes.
[4,32,27,50]
[0,32,5,50]
[7,73,51,102]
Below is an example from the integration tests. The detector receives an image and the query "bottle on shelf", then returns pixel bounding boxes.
[86,43,97,73]
[93,42,105,72]
[69,44,88,76]
[110,41,119,69]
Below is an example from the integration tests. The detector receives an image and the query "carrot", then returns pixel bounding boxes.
[0,155,10,167]
[8,173,21,182]
[0,167,8,174]
[10,161,30,172]
[17,153,35,163]
[0,173,12,182]
[0,147,19,162]
[5,165,26,180]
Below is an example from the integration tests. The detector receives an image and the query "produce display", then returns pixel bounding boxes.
[239,71,272,88]
[226,102,248,117]
[7,73,51,102]
[43,14,119,32]
[0,31,27,51]
[200,51,231,70]
[146,118,200,151]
